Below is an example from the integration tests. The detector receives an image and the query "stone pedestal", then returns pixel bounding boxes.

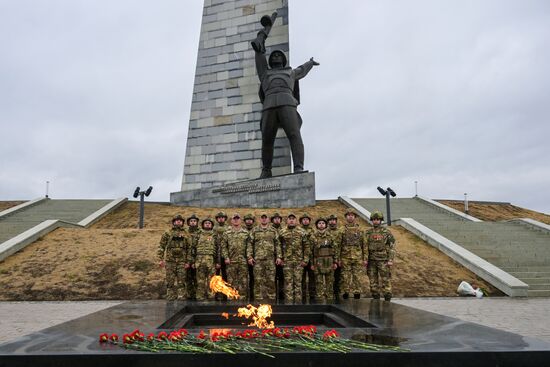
[170,172,315,208]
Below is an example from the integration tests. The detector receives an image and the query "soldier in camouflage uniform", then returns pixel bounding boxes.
[243,213,256,298]
[214,212,229,300]
[279,213,309,303]
[300,213,315,301]
[186,214,201,300]
[310,218,338,302]
[327,214,343,298]
[249,213,279,301]
[195,218,219,301]
[340,209,366,299]
[158,215,190,300]
[221,213,250,299]
[365,211,396,301]
[271,212,285,300]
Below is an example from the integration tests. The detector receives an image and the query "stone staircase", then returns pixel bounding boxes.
[353,197,550,297]
[0,199,111,243]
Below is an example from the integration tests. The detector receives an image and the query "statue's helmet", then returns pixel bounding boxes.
[370,211,384,221]
[268,50,287,68]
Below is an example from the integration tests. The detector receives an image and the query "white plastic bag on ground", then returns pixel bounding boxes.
[475,288,484,298]
[457,281,477,296]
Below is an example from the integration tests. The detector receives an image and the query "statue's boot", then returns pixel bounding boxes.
[260,168,272,179]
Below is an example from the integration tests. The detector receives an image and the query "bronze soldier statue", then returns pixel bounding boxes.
[251,12,319,178]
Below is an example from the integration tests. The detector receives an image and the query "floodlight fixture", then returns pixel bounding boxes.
[377,186,387,196]
[133,185,152,229]
[377,185,397,226]
[387,187,396,197]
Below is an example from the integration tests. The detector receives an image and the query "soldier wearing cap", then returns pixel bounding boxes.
[186,214,201,300]
[310,218,338,302]
[158,215,191,300]
[243,213,256,298]
[271,212,285,300]
[279,213,309,303]
[195,218,220,300]
[340,209,366,299]
[214,211,229,300]
[327,214,343,298]
[249,212,279,301]
[365,211,396,301]
[221,213,250,299]
[300,213,315,300]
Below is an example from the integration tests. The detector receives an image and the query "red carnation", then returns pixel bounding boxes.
[147,333,155,341]
[122,334,134,344]
[157,331,168,341]
[177,329,189,337]
[110,333,119,342]
[197,330,206,340]
[99,333,109,343]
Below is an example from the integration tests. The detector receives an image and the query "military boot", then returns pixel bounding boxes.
[384,294,392,302]
[342,293,349,299]
[353,293,361,299]
[372,294,380,300]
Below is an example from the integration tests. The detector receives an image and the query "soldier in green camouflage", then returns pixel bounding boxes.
[249,213,279,301]
[214,211,229,300]
[300,213,315,301]
[186,214,200,300]
[243,213,256,298]
[221,213,250,299]
[310,218,338,302]
[327,214,343,298]
[279,213,309,303]
[195,218,220,300]
[271,212,284,300]
[158,215,190,300]
[340,209,366,299]
[365,211,396,301]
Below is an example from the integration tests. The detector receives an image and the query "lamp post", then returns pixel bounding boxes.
[464,193,469,215]
[133,186,153,229]
[377,186,397,226]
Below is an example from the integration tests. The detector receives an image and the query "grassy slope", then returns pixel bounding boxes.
[439,200,550,224]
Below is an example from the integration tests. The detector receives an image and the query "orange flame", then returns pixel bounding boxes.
[237,304,275,329]
[209,275,240,299]
[221,312,229,319]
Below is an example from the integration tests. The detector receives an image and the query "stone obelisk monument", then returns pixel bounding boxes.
[171,0,315,207]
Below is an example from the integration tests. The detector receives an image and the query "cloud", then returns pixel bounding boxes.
[0,0,549,214]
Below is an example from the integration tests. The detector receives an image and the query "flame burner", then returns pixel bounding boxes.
[159,304,376,329]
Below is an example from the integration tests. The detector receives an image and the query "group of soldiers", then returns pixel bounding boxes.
[157,209,396,303]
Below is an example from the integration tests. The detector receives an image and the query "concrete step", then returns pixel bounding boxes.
[528,284,550,291]
[508,272,550,278]
[527,290,550,297]
[501,266,550,272]
[516,278,550,285]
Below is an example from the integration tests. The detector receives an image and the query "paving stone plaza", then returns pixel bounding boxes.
[1,298,549,345]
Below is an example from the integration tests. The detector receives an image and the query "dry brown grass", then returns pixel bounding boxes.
[0,200,501,300]
[439,200,550,224]
[0,201,25,212]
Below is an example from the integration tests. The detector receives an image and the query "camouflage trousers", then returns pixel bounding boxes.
[302,263,315,301]
[283,261,304,303]
[227,262,249,299]
[195,255,215,301]
[340,260,364,295]
[253,259,276,301]
[367,260,392,297]
[315,270,334,302]
[165,260,186,300]
[186,268,197,300]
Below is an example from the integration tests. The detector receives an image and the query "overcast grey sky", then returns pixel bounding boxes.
[1,0,549,213]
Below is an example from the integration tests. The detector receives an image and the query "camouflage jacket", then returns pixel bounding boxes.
[221,226,250,265]
[244,224,256,235]
[195,229,218,264]
[279,226,308,263]
[365,226,395,261]
[310,229,337,274]
[214,223,228,255]
[249,225,279,262]
[340,222,365,262]
[158,227,189,262]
